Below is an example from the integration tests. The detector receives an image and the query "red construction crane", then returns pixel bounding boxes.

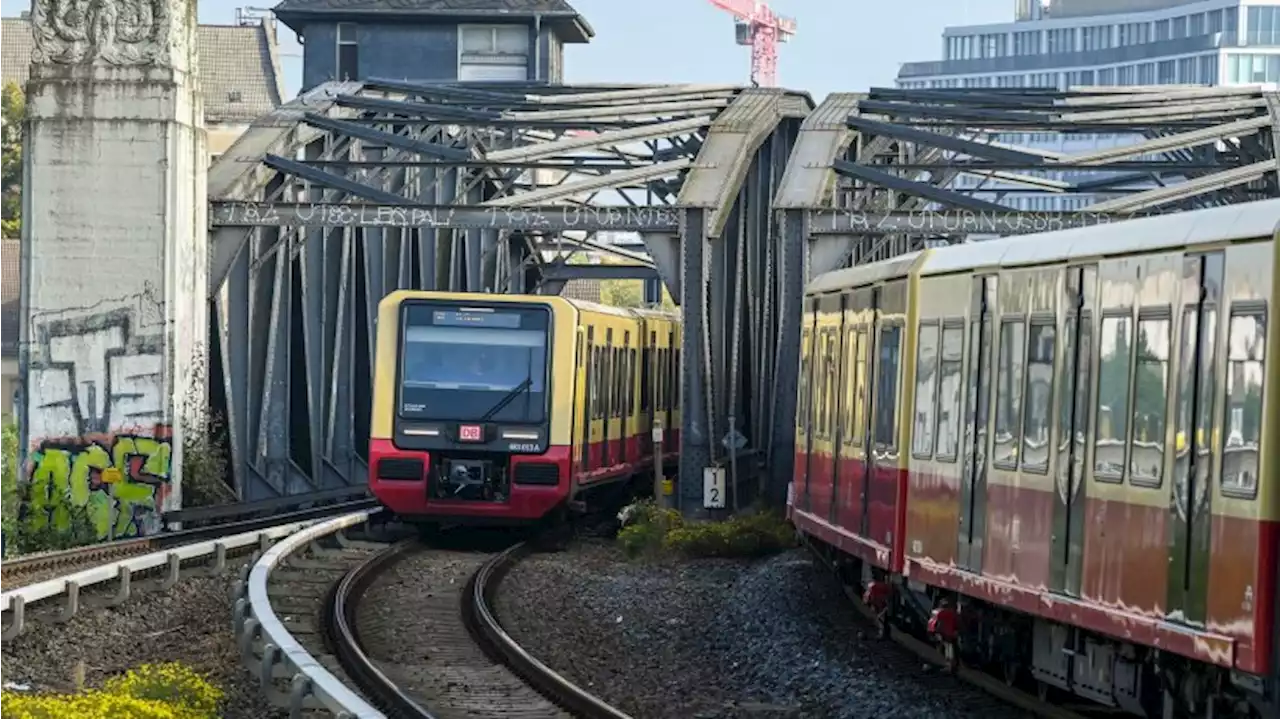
[709,0,797,87]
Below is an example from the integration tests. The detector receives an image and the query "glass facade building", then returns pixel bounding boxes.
[894,0,1280,212]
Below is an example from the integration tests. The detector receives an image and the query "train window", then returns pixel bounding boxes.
[615,347,624,419]
[993,319,1026,470]
[912,322,940,459]
[842,327,858,447]
[660,345,670,411]
[1221,309,1266,498]
[670,345,680,411]
[817,332,828,439]
[798,329,811,432]
[852,329,868,447]
[1021,320,1055,474]
[641,343,651,413]
[874,325,901,449]
[591,346,602,420]
[675,349,682,407]
[1094,314,1134,481]
[1130,313,1171,486]
[825,330,839,439]
[630,348,638,416]
[1058,311,1092,459]
[827,330,840,440]
[935,323,964,462]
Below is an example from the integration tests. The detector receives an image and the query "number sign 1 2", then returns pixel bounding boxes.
[703,467,726,509]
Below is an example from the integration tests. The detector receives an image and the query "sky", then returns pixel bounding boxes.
[1,0,1013,100]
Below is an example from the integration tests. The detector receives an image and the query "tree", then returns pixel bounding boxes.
[1,82,24,238]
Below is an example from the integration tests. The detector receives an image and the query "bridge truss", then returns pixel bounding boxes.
[207,81,1278,509]
[207,79,811,505]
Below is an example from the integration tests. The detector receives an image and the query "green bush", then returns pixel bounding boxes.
[2,421,17,550]
[179,358,236,509]
[179,410,236,509]
[615,499,795,560]
[617,499,684,558]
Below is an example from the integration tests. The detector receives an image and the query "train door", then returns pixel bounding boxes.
[1050,266,1096,596]
[858,288,882,536]
[584,327,596,473]
[958,275,996,573]
[1166,252,1223,627]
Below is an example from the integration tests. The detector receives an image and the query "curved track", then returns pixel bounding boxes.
[327,540,630,719]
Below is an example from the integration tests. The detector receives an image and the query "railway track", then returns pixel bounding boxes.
[327,539,629,719]
[1,498,378,589]
[803,536,1088,719]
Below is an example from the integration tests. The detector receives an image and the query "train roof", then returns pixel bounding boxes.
[629,306,681,321]
[561,296,666,320]
[805,251,927,295]
[804,198,1280,296]
[919,197,1280,277]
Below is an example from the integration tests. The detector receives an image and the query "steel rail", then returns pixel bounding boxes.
[326,539,432,719]
[466,542,633,719]
[327,539,631,719]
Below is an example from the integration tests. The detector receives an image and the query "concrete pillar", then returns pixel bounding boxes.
[19,0,207,539]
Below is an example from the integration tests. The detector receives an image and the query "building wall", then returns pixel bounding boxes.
[301,20,563,90]
[208,123,252,157]
[1,358,15,422]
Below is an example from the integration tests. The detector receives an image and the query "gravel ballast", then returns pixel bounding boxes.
[1,567,283,719]
[495,540,1029,719]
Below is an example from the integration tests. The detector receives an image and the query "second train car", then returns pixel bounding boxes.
[790,198,1280,718]
[369,291,681,526]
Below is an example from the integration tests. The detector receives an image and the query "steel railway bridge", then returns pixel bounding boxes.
[207,80,1280,513]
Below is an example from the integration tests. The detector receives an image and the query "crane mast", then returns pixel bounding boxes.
[708,0,797,87]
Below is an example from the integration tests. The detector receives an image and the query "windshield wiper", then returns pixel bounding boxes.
[479,376,533,422]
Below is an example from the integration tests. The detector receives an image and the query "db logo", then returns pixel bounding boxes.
[459,424,483,442]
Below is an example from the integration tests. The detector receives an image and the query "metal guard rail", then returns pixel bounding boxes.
[1,516,329,641]
[231,510,386,719]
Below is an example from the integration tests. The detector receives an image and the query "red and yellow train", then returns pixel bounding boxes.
[369,291,681,527]
[790,198,1280,718]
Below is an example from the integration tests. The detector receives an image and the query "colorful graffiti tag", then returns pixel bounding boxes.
[24,290,173,539]
[26,428,172,538]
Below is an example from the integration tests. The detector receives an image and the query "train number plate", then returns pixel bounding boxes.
[458,424,483,442]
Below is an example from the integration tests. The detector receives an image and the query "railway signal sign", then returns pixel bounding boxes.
[703,467,727,509]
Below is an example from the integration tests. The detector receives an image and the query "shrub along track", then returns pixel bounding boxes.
[327,538,630,719]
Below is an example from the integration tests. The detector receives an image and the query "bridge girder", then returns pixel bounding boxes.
[764,84,1280,503]
[204,79,813,503]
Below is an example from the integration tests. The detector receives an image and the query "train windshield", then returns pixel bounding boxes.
[398,305,550,423]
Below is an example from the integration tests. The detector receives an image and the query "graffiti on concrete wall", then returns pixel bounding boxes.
[27,429,172,538]
[24,287,172,538]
